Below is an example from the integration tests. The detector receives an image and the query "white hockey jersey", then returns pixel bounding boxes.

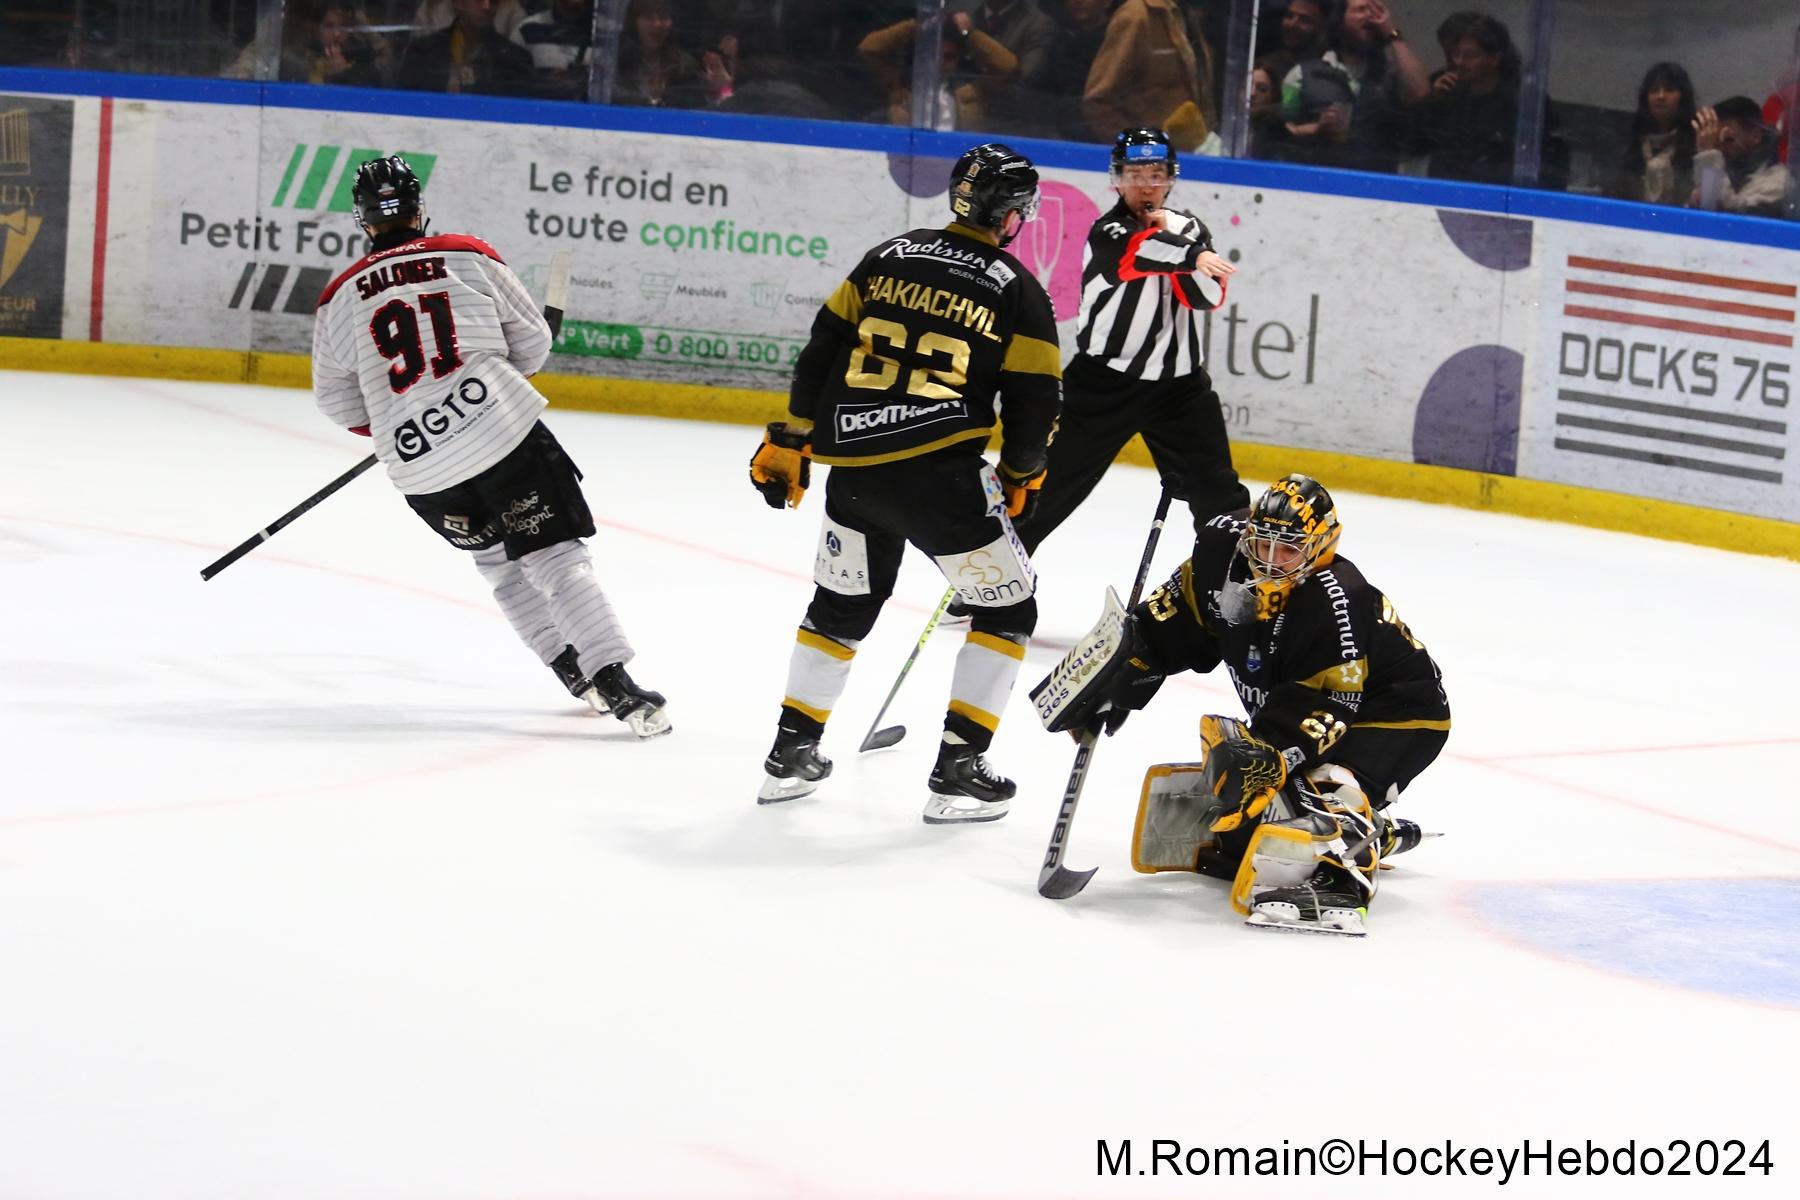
[312,233,551,495]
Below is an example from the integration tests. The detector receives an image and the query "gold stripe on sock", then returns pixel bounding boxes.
[948,699,1001,732]
[796,629,856,660]
[966,630,1026,660]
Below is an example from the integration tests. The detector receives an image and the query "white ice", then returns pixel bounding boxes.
[2,369,1797,1199]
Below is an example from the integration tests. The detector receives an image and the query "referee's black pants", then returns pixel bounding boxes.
[1016,355,1250,554]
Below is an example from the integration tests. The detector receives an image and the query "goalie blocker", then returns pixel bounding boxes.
[1029,588,1193,735]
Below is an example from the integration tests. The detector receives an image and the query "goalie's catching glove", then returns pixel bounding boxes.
[1200,714,1289,832]
[999,461,1046,521]
[749,421,811,509]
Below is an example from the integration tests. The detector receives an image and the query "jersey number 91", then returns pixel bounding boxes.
[370,292,463,394]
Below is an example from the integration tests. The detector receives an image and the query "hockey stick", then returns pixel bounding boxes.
[542,249,571,344]
[859,585,957,752]
[200,251,572,582]
[1038,484,1176,899]
[198,454,381,580]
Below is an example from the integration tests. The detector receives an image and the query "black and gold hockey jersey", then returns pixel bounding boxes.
[1135,512,1451,770]
[787,222,1062,469]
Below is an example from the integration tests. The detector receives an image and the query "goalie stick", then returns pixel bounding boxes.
[1038,484,1175,899]
[200,250,572,581]
[859,585,957,752]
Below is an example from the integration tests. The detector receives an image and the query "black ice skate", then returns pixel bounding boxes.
[590,663,671,739]
[758,733,832,805]
[1246,863,1370,937]
[922,745,1015,824]
[548,644,608,715]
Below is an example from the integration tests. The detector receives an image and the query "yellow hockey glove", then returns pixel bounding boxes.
[999,461,1046,521]
[1200,714,1289,832]
[749,421,812,509]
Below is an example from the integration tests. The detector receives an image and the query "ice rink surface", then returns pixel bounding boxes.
[2,369,1797,1199]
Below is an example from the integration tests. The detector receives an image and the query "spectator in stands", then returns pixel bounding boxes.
[223,2,385,84]
[1256,0,1332,92]
[1049,0,1117,138]
[954,0,1060,134]
[396,0,535,94]
[1249,62,1287,157]
[411,0,531,44]
[1084,0,1216,150]
[1607,62,1697,207]
[858,12,1019,130]
[1412,11,1525,185]
[1427,8,1480,87]
[301,4,390,87]
[511,0,592,101]
[1274,0,1426,173]
[1692,96,1792,217]
[615,0,706,108]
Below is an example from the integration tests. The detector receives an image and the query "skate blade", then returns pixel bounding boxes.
[579,686,610,716]
[622,707,672,739]
[757,774,821,805]
[921,793,1009,824]
[1245,909,1367,937]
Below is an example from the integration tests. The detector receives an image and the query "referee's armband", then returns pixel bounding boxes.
[1119,228,1204,281]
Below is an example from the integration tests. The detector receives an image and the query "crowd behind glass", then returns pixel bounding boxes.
[5,1,1799,219]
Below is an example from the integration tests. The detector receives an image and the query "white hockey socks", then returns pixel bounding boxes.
[471,544,566,664]
[781,625,858,727]
[946,630,1027,743]
[518,540,634,678]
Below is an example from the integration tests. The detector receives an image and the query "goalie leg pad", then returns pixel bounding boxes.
[1228,812,1342,916]
[1131,763,1224,873]
[1227,786,1381,934]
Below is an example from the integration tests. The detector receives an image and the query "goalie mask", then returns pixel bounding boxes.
[1240,474,1341,590]
[948,143,1041,247]
[352,155,424,235]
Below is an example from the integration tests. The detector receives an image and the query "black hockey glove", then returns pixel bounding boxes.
[749,421,811,509]
[1200,714,1289,832]
[1093,623,1167,736]
[998,460,1046,522]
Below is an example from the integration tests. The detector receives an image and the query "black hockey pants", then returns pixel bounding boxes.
[1015,355,1250,554]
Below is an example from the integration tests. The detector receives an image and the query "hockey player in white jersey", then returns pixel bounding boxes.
[311,155,670,737]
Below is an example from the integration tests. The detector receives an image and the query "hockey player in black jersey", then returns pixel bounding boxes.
[748,143,1063,824]
[1015,127,1250,556]
[1032,474,1449,935]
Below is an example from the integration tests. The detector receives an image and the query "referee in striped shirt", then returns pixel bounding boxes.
[1015,127,1251,555]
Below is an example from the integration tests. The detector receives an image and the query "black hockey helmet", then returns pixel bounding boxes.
[1110,127,1179,181]
[1241,473,1342,586]
[352,155,424,234]
[948,143,1040,246]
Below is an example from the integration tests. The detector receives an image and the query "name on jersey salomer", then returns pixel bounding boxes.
[355,256,449,300]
